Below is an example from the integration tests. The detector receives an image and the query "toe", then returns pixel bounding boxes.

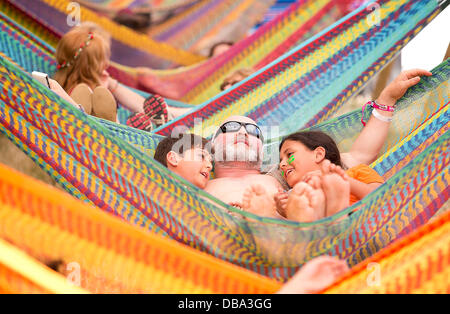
[292,182,308,195]
[252,184,266,195]
[309,176,322,190]
[321,160,331,174]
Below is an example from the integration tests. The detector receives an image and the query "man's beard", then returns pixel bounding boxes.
[214,141,262,167]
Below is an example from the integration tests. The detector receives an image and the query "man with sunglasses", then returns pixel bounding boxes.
[204,68,432,217]
[205,115,284,218]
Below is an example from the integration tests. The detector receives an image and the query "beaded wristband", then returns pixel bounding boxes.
[361,100,395,126]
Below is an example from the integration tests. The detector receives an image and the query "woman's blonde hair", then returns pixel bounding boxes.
[54,23,111,92]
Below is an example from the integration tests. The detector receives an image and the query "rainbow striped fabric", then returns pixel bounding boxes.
[156,0,443,137]
[0,163,280,293]
[1,160,450,293]
[133,0,351,103]
[148,0,276,51]
[5,0,350,104]
[79,0,199,12]
[8,0,205,68]
[324,210,450,294]
[0,48,448,280]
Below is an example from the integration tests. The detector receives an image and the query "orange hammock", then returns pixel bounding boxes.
[0,163,281,293]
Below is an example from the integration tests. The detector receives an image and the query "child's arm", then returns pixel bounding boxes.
[348,177,382,200]
[106,76,191,118]
[342,69,432,168]
[48,79,82,109]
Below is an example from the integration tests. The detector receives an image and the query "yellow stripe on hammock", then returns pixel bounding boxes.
[40,0,205,66]
[0,163,282,293]
[324,210,450,294]
[0,238,89,294]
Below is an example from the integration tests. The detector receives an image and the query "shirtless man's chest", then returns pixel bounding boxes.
[205,174,281,205]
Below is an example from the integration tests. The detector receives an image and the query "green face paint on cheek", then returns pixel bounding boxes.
[288,155,295,165]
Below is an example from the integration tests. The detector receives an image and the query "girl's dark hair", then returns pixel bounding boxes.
[279,131,343,167]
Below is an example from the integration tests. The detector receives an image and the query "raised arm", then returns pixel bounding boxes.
[341,69,432,168]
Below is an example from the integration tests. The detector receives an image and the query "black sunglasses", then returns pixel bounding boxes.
[214,121,264,141]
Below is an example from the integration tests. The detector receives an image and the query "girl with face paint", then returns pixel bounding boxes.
[275,131,384,222]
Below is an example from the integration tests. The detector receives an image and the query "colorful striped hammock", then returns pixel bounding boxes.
[324,210,450,294]
[5,0,352,103]
[155,0,443,136]
[0,163,280,293]
[8,0,205,69]
[141,0,352,103]
[0,0,161,93]
[0,12,193,125]
[77,0,200,14]
[0,47,448,281]
[76,0,276,53]
[147,0,276,52]
[1,161,449,293]
[1,0,448,280]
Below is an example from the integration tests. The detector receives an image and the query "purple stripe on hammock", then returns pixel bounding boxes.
[13,0,177,69]
[153,0,222,41]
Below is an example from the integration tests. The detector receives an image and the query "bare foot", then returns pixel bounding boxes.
[321,160,350,217]
[242,184,279,218]
[285,182,326,223]
[274,187,289,218]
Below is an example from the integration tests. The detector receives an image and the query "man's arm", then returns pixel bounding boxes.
[341,69,432,168]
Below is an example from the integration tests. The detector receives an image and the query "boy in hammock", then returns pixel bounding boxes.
[154,133,213,189]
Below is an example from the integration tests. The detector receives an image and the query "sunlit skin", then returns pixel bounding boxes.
[279,140,325,188]
[167,147,213,189]
[205,116,282,218]
[276,141,349,221]
[211,43,232,57]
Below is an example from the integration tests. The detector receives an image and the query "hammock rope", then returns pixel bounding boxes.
[0,52,448,280]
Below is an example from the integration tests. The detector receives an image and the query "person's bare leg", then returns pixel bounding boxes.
[242,184,279,218]
[168,106,191,119]
[321,160,350,217]
[277,256,349,294]
[285,182,326,223]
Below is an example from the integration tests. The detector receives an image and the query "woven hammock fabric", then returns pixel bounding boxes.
[156,0,442,137]
[2,0,352,107]
[0,11,193,128]
[149,0,276,52]
[1,161,450,293]
[78,0,200,13]
[0,163,280,293]
[148,0,221,37]
[78,0,275,52]
[0,46,448,281]
[138,0,350,103]
[324,210,450,294]
[9,0,205,68]
[0,0,61,48]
